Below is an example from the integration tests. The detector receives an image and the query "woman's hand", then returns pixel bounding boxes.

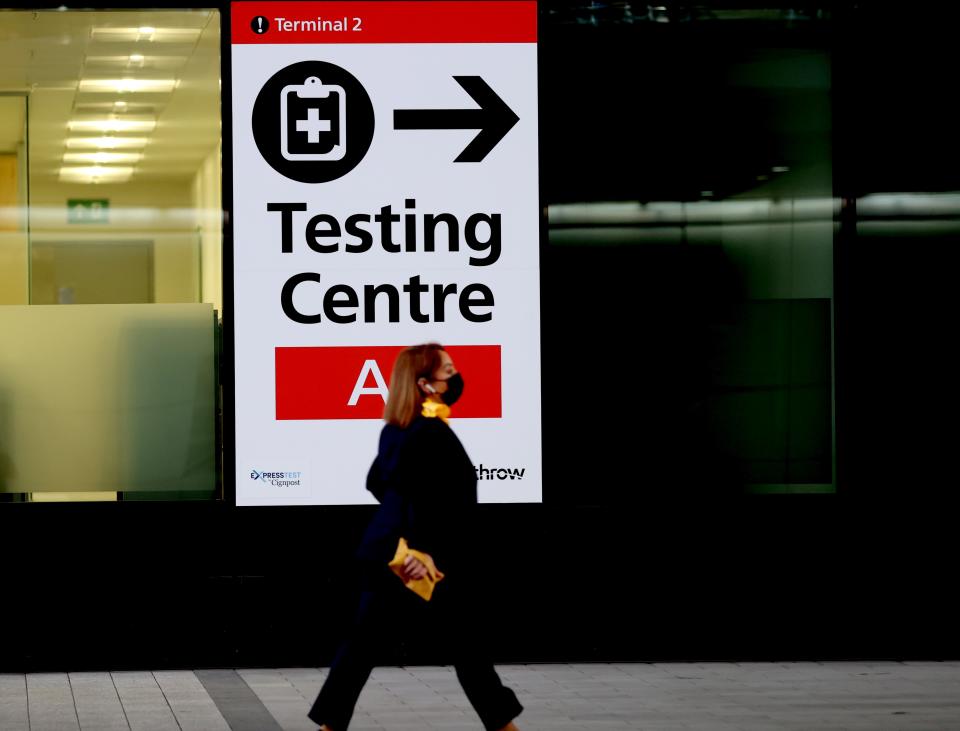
[400,553,432,581]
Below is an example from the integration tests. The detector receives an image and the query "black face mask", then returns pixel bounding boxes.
[437,372,464,406]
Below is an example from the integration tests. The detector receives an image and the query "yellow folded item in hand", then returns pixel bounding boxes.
[388,537,445,601]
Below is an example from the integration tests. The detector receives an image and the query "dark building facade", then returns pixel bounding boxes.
[1,2,958,670]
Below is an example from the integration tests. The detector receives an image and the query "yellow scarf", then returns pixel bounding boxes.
[421,399,450,422]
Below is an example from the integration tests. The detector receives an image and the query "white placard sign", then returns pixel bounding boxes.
[231,0,541,505]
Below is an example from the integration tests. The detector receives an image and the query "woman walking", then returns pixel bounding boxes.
[308,343,524,731]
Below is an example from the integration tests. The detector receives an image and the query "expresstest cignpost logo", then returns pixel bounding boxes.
[252,60,375,183]
[250,469,303,487]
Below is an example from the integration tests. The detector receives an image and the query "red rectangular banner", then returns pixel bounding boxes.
[232,1,537,44]
[276,344,502,420]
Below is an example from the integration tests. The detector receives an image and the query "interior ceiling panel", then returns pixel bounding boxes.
[0,9,220,183]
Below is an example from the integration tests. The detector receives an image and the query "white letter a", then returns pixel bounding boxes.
[348,359,389,406]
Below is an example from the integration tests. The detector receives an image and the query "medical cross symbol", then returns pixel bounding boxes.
[263,68,366,174]
[296,107,331,143]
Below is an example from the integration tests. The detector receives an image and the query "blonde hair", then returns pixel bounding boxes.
[383,343,445,428]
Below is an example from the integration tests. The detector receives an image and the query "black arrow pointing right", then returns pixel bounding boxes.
[393,76,519,163]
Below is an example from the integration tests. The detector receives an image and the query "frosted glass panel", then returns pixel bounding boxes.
[0,304,215,494]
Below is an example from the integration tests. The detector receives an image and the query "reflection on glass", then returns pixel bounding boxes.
[544,41,836,496]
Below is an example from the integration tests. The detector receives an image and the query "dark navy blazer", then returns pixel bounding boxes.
[355,416,479,578]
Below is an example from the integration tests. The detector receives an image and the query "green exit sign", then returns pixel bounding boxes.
[67,199,109,224]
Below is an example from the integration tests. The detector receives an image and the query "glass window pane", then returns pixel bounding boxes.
[542,19,835,498]
[0,9,222,501]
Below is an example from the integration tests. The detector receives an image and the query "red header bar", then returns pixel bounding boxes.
[276,344,502,420]
[232,1,537,44]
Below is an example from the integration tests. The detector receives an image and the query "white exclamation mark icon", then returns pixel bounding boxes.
[257,17,263,32]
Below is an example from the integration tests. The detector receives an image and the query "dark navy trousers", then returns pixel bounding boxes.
[308,572,523,731]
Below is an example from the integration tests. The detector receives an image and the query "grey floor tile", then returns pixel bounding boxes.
[0,674,29,731]
[111,672,179,731]
[237,668,317,730]
[27,673,80,731]
[153,671,231,731]
[69,672,129,731]
[196,669,284,731]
